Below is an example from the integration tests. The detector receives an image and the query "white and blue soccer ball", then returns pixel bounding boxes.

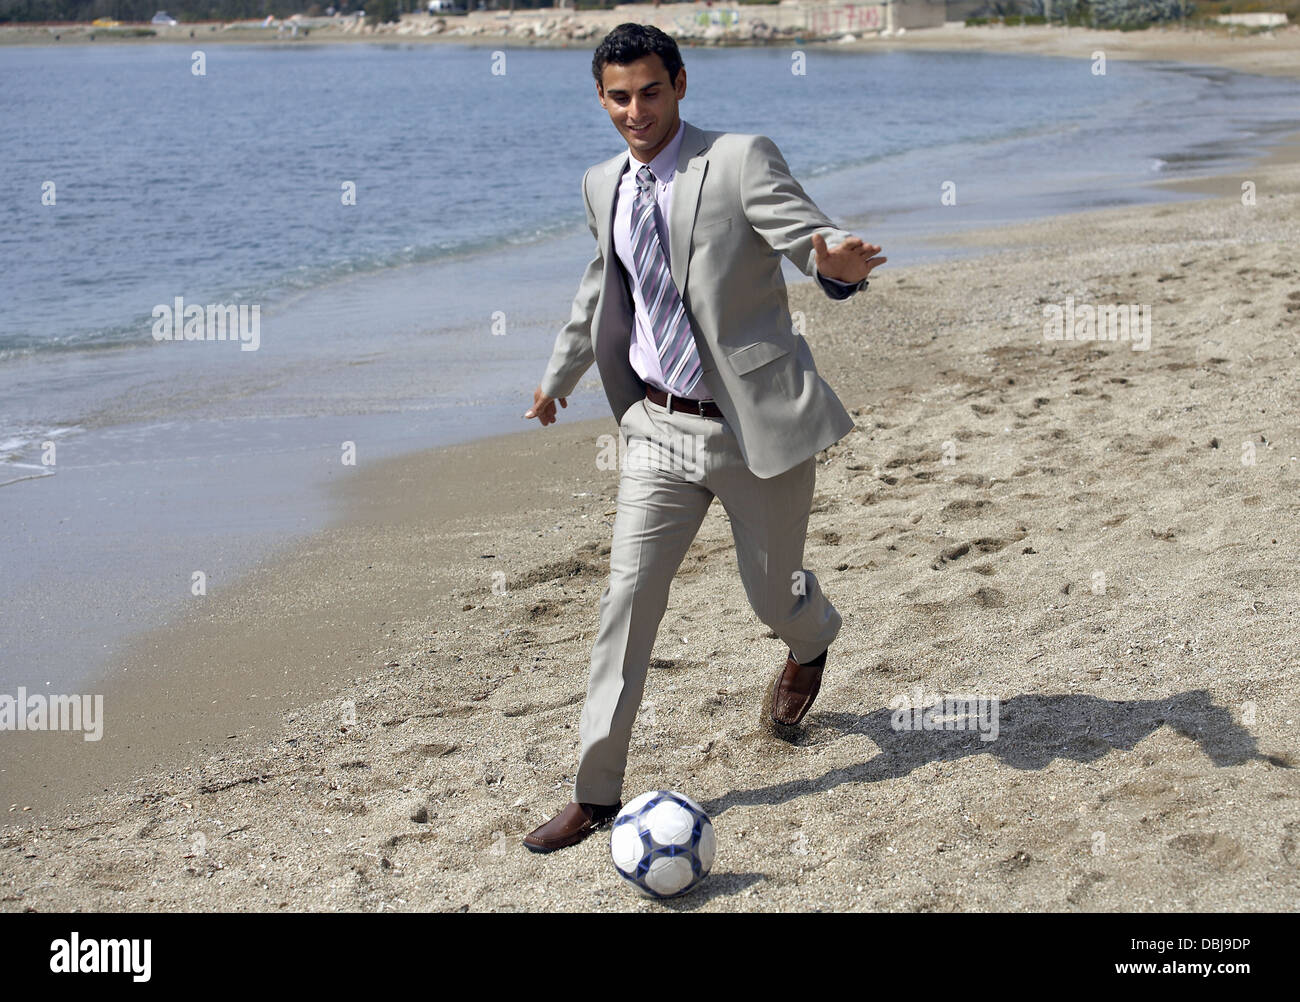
[610,790,716,898]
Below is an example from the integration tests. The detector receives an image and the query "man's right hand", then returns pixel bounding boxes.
[524,386,567,426]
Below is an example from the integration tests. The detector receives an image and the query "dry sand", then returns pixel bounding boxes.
[2,75,1299,915]
[867,22,1300,81]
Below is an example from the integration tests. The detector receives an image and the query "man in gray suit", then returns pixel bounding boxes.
[522,23,885,852]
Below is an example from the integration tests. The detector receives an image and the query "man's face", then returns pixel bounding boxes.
[597,54,686,163]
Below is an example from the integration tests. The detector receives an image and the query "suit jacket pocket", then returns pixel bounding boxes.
[725,340,790,376]
[695,216,733,234]
[691,216,733,251]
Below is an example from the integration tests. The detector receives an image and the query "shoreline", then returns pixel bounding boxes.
[2,20,1299,80]
[1,41,1298,910]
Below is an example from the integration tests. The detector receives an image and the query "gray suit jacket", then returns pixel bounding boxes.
[540,119,866,479]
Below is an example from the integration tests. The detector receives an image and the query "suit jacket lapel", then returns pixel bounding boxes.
[597,152,625,271]
[667,120,709,299]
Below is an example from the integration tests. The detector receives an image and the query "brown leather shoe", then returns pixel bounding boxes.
[771,649,826,726]
[522,800,622,853]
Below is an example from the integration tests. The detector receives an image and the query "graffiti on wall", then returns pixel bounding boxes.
[667,3,888,37]
[810,4,884,34]
[667,9,741,35]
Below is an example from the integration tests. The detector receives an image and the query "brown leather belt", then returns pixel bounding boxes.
[643,384,724,418]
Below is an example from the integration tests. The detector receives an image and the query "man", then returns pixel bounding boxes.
[521,23,885,852]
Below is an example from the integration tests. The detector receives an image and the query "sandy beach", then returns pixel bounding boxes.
[2,33,1299,911]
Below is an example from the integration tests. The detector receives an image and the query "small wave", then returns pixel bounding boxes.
[0,425,82,466]
[0,466,57,489]
[0,217,588,362]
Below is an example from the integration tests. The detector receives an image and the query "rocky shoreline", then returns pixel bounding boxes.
[0,5,918,47]
[399,12,818,44]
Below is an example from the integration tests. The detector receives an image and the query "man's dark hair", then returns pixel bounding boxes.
[591,23,684,90]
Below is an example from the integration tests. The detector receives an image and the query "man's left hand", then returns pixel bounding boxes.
[812,233,887,284]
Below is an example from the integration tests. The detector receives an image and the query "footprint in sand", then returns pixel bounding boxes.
[932,531,1028,570]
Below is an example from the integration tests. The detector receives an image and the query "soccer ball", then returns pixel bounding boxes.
[610,790,716,898]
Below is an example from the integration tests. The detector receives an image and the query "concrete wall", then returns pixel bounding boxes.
[805,1,949,33]
[1214,13,1288,28]
[627,2,949,36]
[943,1,986,21]
[427,1,949,40]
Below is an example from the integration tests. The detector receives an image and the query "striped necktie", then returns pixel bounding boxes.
[630,164,703,397]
